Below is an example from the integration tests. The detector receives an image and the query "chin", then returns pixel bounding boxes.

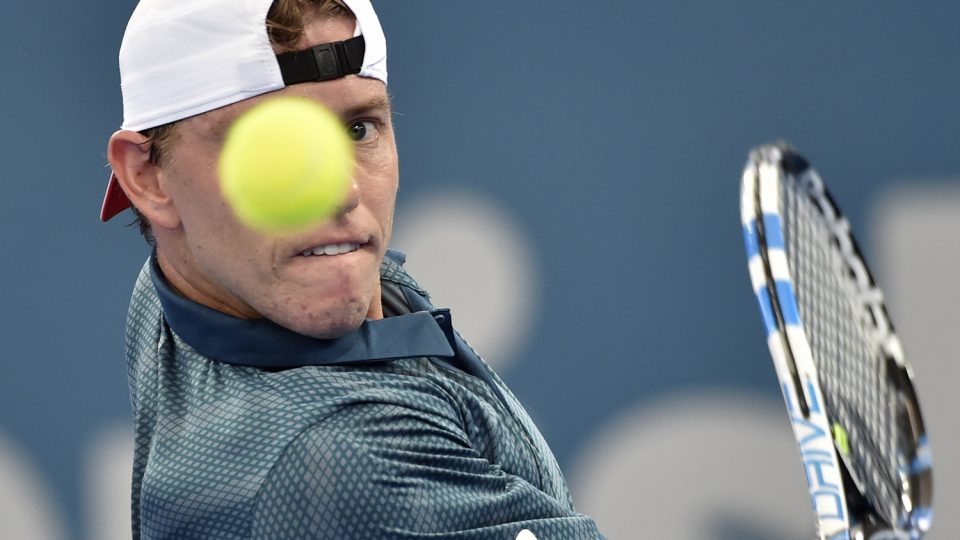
[271,300,370,340]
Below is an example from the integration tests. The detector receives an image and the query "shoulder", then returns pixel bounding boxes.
[249,390,474,538]
[379,249,426,292]
[251,403,602,540]
[255,360,468,434]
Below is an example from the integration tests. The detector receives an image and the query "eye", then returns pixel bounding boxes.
[348,120,379,143]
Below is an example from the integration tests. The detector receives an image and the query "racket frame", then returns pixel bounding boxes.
[742,150,852,540]
[741,144,933,540]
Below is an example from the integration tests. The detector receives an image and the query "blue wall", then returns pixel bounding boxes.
[2,2,958,538]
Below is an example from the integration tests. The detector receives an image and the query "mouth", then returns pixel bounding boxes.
[297,240,369,258]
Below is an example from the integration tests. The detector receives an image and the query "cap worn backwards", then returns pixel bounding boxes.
[101,0,387,222]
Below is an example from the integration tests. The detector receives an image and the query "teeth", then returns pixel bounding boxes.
[301,243,361,257]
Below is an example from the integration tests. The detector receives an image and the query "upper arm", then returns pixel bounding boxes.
[250,400,600,539]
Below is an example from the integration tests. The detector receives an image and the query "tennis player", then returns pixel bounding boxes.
[102,1,603,538]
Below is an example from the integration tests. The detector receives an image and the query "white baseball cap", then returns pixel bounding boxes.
[101,0,387,222]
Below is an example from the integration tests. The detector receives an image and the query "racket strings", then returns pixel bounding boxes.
[781,170,902,526]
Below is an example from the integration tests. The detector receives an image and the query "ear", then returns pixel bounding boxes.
[106,130,181,230]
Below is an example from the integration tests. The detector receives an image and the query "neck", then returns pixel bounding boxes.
[155,247,261,320]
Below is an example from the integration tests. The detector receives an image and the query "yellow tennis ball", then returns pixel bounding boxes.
[219,96,354,234]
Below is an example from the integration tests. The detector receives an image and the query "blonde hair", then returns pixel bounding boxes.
[267,0,352,52]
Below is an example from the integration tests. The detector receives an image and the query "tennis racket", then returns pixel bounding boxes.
[740,143,933,540]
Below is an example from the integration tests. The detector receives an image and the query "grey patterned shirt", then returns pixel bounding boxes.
[126,251,601,539]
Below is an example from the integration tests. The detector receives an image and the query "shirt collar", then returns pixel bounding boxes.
[149,255,456,369]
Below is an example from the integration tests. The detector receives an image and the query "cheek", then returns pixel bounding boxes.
[165,156,259,257]
[167,154,232,227]
[365,162,399,240]
[359,141,399,212]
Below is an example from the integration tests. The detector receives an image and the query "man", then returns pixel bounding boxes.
[104,0,603,538]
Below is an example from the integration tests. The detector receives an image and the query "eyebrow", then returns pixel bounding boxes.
[340,94,393,119]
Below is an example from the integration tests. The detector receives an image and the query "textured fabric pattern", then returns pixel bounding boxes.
[125,256,600,539]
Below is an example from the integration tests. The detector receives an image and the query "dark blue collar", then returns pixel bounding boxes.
[149,255,456,369]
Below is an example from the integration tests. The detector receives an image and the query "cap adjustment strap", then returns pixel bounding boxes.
[277,35,366,86]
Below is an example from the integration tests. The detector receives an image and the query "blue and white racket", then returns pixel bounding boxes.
[740,143,933,540]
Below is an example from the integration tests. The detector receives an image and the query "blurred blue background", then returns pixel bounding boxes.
[2,1,958,538]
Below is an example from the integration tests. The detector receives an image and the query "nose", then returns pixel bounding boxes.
[335,176,360,216]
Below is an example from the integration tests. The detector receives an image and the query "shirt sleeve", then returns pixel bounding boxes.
[249,397,601,540]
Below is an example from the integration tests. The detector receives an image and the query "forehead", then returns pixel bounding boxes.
[178,11,385,139]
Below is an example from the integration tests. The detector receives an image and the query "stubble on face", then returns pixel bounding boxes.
[152,13,399,339]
